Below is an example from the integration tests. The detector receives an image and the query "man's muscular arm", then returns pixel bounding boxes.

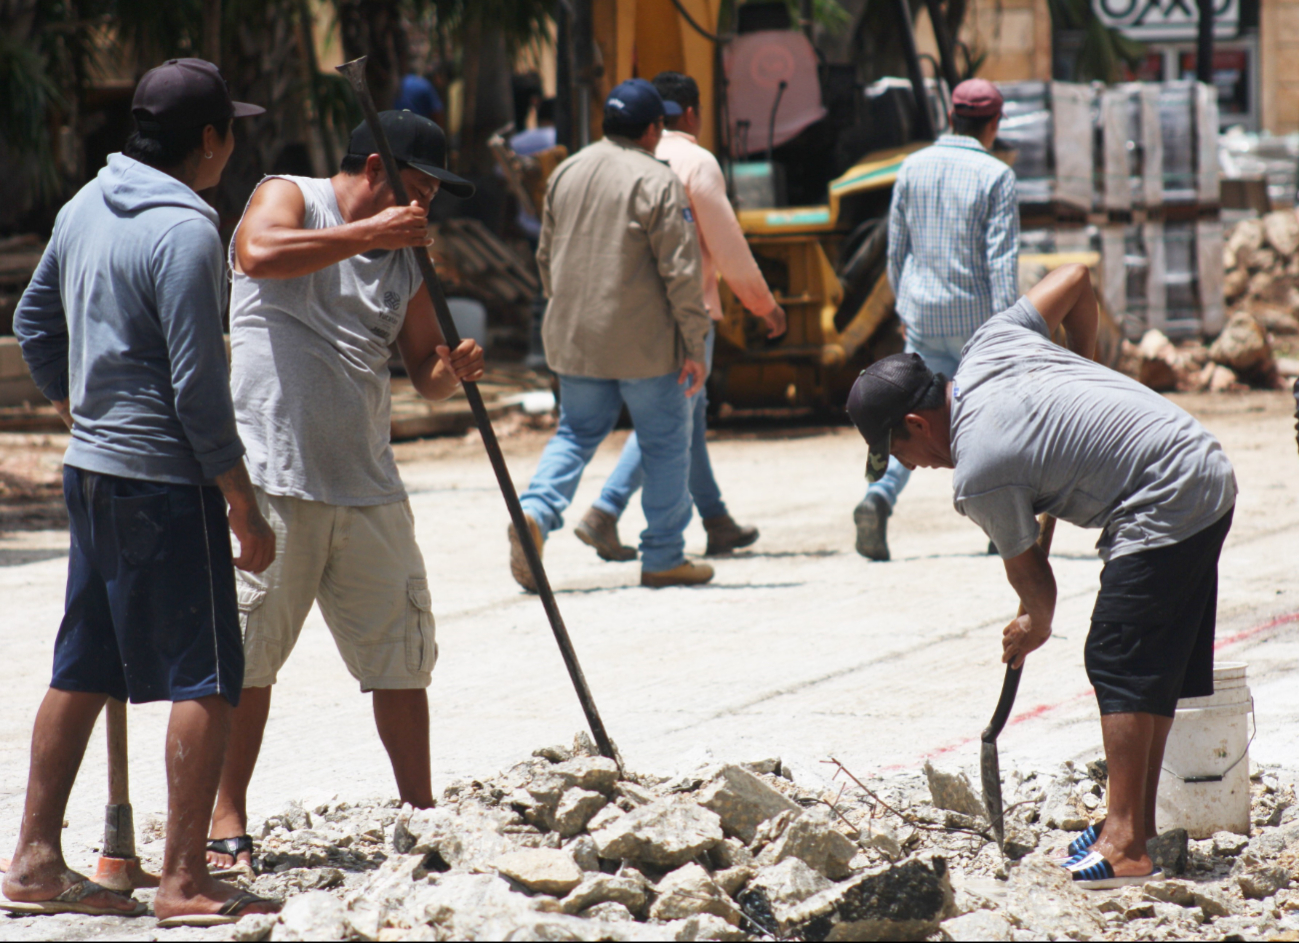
[397,289,485,401]
[1001,543,1056,669]
[235,179,432,280]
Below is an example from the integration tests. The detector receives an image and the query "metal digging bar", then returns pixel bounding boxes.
[337,57,621,767]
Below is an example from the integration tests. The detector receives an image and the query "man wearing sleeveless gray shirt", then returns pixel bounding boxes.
[206,113,485,869]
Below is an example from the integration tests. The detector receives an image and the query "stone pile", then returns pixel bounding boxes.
[1120,210,1299,393]
[211,738,1299,942]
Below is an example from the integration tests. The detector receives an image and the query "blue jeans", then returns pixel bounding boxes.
[865,333,968,509]
[519,371,693,573]
[594,327,725,522]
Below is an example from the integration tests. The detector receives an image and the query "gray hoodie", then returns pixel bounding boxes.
[15,153,243,484]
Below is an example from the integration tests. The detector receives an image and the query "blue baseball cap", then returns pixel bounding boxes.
[604,78,682,125]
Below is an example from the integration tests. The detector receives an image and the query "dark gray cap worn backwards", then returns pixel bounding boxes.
[846,353,939,482]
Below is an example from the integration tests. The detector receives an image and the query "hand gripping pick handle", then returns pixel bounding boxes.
[981,515,1055,853]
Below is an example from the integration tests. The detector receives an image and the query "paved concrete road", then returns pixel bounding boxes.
[1,391,1296,879]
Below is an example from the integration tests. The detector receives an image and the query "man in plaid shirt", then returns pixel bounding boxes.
[854,78,1019,561]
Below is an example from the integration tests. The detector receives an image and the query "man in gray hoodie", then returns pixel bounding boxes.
[6,60,278,925]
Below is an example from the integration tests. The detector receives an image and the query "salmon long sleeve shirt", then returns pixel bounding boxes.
[655,130,778,322]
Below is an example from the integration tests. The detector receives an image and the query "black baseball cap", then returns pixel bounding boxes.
[846,353,939,482]
[348,111,475,199]
[132,58,264,133]
[604,78,682,126]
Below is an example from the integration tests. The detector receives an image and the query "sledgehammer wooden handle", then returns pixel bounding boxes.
[336,57,620,768]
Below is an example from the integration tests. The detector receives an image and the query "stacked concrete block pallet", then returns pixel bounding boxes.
[998,80,1224,341]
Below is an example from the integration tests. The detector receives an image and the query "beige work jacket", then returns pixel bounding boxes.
[537,135,710,379]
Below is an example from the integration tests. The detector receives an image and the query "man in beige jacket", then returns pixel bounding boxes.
[511,79,714,590]
[575,71,786,563]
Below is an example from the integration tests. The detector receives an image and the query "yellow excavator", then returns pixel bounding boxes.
[539,0,1109,408]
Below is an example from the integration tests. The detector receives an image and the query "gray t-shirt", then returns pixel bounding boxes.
[950,297,1236,561]
[230,175,423,506]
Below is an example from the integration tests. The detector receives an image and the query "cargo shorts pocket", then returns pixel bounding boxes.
[406,578,437,674]
[237,584,267,643]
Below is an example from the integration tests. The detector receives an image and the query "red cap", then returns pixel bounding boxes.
[951,78,1003,118]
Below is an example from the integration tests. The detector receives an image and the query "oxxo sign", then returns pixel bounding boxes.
[1091,0,1240,41]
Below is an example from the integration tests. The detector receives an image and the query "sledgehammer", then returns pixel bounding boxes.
[336,56,621,769]
[981,514,1055,854]
[90,699,159,891]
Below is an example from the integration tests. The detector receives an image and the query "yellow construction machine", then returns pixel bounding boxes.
[548,0,1113,408]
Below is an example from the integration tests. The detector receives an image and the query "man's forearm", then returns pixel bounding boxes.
[214,461,260,511]
[410,355,460,402]
[1004,543,1057,629]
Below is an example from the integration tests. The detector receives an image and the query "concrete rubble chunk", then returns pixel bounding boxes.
[391,806,512,870]
[561,873,650,916]
[1140,879,1196,907]
[714,865,754,898]
[271,890,348,942]
[1236,862,1291,900]
[742,858,832,923]
[564,834,601,871]
[709,836,754,871]
[1210,311,1273,375]
[552,788,608,838]
[860,822,902,860]
[940,909,1014,942]
[1265,209,1299,257]
[1147,828,1189,876]
[493,848,584,896]
[591,798,723,869]
[1039,778,1089,832]
[233,914,278,942]
[754,810,857,879]
[582,901,634,922]
[670,912,748,941]
[780,855,955,941]
[924,762,986,820]
[649,862,744,926]
[585,803,624,834]
[696,763,801,844]
[616,781,658,808]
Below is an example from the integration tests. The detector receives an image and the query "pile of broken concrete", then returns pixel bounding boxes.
[1122,210,1299,393]
[218,739,1299,942]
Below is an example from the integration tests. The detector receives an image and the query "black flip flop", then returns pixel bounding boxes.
[155,891,280,928]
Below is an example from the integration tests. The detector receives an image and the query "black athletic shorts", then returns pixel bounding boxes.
[52,465,243,706]
[1085,507,1233,718]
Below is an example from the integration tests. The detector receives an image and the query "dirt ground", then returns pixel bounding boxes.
[0,391,1296,939]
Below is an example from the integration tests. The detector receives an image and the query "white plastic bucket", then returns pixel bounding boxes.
[1155,662,1254,838]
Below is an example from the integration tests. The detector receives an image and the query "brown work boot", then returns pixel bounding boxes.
[508,514,544,593]
[641,560,715,588]
[574,506,637,562]
[702,514,759,556]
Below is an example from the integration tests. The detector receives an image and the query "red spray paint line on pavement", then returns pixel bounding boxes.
[890,609,1299,771]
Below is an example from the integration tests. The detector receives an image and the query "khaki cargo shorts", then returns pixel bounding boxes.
[237,489,437,691]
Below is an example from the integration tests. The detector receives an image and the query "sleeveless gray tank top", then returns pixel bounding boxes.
[228,175,422,506]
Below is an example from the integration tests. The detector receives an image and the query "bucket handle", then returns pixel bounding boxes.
[1162,697,1256,785]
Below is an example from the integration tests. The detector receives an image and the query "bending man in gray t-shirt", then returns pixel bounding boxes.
[847,264,1236,890]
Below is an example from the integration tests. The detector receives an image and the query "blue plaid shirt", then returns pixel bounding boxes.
[887,134,1019,341]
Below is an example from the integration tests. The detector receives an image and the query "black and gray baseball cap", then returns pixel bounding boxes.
[348,111,475,199]
[846,353,938,482]
[132,58,264,133]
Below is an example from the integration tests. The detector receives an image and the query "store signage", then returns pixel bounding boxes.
[1091,0,1239,41]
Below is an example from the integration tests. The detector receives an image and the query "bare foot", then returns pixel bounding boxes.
[2,865,141,914]
[1091,836,1155,877]
[204,833,253,871]
[153,874,279,921]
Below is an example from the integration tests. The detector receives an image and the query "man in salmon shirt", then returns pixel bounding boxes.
[574,71,787,563]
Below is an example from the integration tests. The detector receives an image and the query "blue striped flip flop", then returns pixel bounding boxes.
[1067,850,1162,890]
[1055,820,1105,865]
